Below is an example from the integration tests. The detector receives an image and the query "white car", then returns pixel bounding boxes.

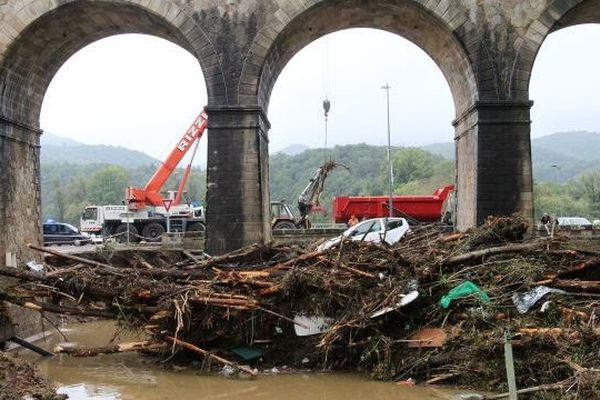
[318,217,410,251]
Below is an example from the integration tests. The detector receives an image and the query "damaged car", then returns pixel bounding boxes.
[318,217,410,251]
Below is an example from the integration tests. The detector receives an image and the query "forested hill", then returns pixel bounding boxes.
[41,132,600,225]
[421,131,600,183]
[41,132,159,167]
[269,144,454,220]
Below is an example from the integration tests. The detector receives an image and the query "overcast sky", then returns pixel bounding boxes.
[40,25,600,167]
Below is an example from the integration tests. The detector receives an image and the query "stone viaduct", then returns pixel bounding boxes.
[0,0,598,263]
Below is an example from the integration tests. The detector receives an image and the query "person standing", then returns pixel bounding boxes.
[348,214,359,227]
[540,213,551,235]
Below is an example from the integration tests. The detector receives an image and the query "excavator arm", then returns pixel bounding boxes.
[126,110,208,210]
[297,160,349,222]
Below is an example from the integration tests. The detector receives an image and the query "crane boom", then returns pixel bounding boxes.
[126,110,208,210]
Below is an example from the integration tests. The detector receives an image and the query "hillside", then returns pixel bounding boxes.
[41,132,159,168]
[273,144,310,156]
[40,131,600,224]
[41,132,81,147]
[420,131,600,183]
[41,144,159,168]
[534,131,600,161]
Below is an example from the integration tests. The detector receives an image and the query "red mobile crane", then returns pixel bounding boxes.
[126,110,208,210]
[80,111,208,242]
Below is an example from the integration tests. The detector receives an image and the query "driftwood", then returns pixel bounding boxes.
[442,242,542,267]
[165,335,257,377]
[28,243,115,270]
[439,232,465,243]
[551,279,600,291]
[54,340,166,357]
[483,381,567,399]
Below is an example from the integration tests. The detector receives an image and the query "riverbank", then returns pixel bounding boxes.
[0,351,65,400]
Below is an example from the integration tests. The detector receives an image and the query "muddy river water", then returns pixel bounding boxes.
[26,321,469,400]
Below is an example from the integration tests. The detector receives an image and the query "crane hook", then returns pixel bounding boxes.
[323,99,331,119]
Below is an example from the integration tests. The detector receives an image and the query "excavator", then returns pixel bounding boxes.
[80,111,208,242]
[271,160,349,230]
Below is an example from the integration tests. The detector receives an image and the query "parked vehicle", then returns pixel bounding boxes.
[332,185,454,225]
[317,217,410,251]
[43,221,91,246]
[557,217,593,230]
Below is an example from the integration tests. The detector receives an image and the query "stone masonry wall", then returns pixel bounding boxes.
[0,0,597,257]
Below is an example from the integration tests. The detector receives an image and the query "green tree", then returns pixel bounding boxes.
[86,165,130,205]
[391,148,438,186]
[580,171,600,205]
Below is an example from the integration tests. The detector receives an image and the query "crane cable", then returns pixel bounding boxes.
[322,37,332,163]
[323,98,330,163]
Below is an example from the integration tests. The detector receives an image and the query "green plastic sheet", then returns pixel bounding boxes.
[439,281,491,309]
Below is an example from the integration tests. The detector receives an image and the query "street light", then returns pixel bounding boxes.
[551,163,562,218]
[382,83,393,218]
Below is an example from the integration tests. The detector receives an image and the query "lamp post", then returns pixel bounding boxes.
[382,83,393,218]
[551,163,562,217]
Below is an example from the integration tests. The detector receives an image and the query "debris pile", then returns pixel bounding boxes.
[1,217,599,399]
[0,352,66,400]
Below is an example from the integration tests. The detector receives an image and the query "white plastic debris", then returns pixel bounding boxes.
[512,286,566,314]
[458,394,484,400]
[26,261,44,272]
[540,300,553,313]
[293,315,333,337]
[370,290,419,318]
[219,365,236,377]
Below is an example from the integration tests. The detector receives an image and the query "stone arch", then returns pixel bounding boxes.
[0,0,226,128]
[516,0,600,96]
[239,0,477,117]
[0,0,227,263]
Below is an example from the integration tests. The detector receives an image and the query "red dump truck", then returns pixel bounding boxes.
[332,185,455,224]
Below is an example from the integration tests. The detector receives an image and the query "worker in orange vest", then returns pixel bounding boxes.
[348,214,359,227]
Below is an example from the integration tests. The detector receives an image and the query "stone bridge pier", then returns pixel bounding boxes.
[0,0,598,263]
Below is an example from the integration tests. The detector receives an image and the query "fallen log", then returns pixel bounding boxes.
[258,284,280,296]
[165,335,258,377]
[483,381,567,399]
[551,279,600,291]
[28,243,116,270]
[28,244,211,282]
[192,296,258,309]
[54,340,166,357]
[439,232,465,243]
[270,249,326,271]
[0,266,56,283]
[337,263,377,279]
[45,263,87,277]
[442,242,541,267]
[187,244,269,270]
[0,292,116,318]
